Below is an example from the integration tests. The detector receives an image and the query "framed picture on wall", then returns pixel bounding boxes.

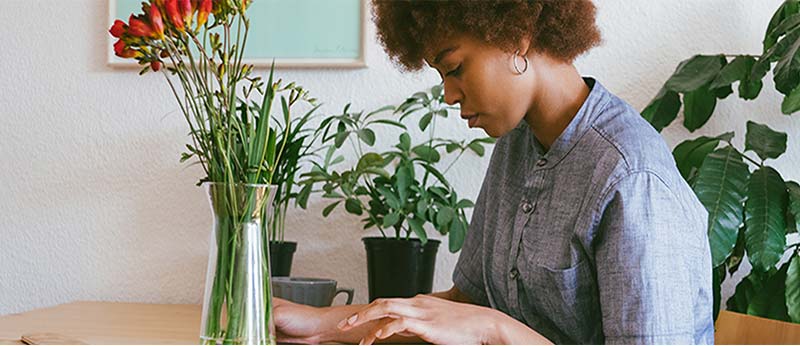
[107,0,366,68]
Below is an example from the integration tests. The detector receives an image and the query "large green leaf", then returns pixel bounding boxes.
[727,274,757,313]
[710,56,758,89]
[787,254,800,322]
[745,121,788,161]
[745,166,788,273]
[641,88,681,132]
[782,83,800,114]
[787,182,800,233]
[764,1,800,51]
[693,146,750,266]
[713,264,725,322]
[448,218,466,253]
[683,85,717,132]
[727,226,747,275]
[672,132,732,180]
[407,217,428,244]
[773,25,800,94]
[665,55,725,93]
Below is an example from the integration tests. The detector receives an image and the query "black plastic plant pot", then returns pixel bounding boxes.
[362,237,440,302]
[269,241,297,277]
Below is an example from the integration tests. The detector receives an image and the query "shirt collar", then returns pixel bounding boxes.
[518,77,611,164]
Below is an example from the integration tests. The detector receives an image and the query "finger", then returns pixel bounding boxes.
[360,317,420,345]
[338,298,421,330]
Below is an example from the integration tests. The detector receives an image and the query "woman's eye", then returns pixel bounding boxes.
[445,64,462,77]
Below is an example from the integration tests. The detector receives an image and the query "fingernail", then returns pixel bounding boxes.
[358,338,366,345]
[375,330,382,338]
[347,314,358,325]
[337,319,347,329]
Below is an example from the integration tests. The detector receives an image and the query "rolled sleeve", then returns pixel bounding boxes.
[594,171,710,344]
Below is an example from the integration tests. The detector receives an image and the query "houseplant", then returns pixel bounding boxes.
[299,85,495,301]
[261,84,322,277]
[641,0,800,324]
[109,0,314,343]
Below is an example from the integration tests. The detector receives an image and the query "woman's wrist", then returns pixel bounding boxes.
[483,308,553,345]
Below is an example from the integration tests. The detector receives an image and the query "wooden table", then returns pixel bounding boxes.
[1,301,800,344]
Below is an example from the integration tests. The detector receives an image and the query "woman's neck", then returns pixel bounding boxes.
[524,62,590,152]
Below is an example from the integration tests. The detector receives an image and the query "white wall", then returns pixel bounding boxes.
[0,0,794,315]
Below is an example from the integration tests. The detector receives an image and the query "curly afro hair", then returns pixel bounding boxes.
[371,0,602,71]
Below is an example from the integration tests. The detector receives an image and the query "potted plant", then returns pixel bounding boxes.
[299,85,495,301]
[641,0,800,324]
[108,0,315,343]
[257,82,322,277]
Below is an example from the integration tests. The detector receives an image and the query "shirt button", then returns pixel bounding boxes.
[536,158,547,167]
[509,268,520,280]
[521,201,533,214]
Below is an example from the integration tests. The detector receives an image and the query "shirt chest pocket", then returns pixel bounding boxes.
[521,258,602,343]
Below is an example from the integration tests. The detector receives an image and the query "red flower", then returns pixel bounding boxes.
[151,61,162,71]
[128,15,154,37]
[196,0,212,28]
[113,39,138,58]
[165,0,185,31]
[150,3,165,38]
[242,0,250,9]
[179,0,193,27]
[109,19,127,38]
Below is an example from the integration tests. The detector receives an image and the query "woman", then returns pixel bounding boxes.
[274,1,714,344]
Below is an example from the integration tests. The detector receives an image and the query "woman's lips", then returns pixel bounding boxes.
[462,113,479,127]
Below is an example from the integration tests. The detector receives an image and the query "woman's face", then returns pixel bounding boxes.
[425,35,535,138]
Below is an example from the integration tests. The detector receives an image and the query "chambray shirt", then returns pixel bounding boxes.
[453,78,714,344]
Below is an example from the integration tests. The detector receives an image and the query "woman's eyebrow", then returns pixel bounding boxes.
[433,45,460,65]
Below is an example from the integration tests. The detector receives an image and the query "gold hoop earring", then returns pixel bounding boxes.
[513,49,529,75]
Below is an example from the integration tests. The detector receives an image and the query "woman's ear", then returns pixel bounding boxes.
[517,36,533,57]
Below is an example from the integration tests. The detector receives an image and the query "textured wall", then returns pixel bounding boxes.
[0,0,795,316]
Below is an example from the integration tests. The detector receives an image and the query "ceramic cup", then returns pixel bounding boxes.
[271,277,354,307]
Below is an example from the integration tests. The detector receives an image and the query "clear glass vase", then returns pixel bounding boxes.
[200,182,277,345]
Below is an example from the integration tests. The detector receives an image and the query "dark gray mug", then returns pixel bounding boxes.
[271,277,354,307]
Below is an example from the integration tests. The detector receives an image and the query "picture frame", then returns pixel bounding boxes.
[107,0,367,69]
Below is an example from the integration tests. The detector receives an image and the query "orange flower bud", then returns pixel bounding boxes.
[196,0,212,28]
[150,3,165,38]
[128,15,154,37]
[109,19,127,38]
[179,0,193,27]
[165,0,185,31]
[113,39,138,58]
[151,61,162,71]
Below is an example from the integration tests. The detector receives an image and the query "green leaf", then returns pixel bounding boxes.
[665,55,725,93]
[412,146,441,163]
[787,254,800,323]
[334,131,350,148]
[398,133,411,152]
[727,273,756,313]
[745,121,788,161]
[383,211,400,228]
[377,187,401,209]
[445,143,460,153]
[787,182,800,233]
[419,112,434,131]
[712,85,733,99]
[748,262,790,321]
[345,198,363,215]
[322,201,340,217]
[369,119,406,129]
[456,199,475,209]
[693,146,751,266]
[448,218,466,253]
[773,26,800,94]
[672,134,730,180]
[357,153,384,171]
[765,3,800,51]
[407,217,428,243]
[468,142,485,156]
[436,207,455,227]
[710,56,757,89]
[745,166,788,273]
[682,85,717,132]
[416,199,428,216]
[357,129,376,146]
[641,88,681,132]
[783,83,800,114]
[431,84,443,100]
[297,183,312,209]
[739,77,764,100]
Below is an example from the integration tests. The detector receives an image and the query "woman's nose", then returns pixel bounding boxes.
[443,81,462,105]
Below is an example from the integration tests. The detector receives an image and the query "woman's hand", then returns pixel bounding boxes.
[273,297,325,344]
[336,294,502,345]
